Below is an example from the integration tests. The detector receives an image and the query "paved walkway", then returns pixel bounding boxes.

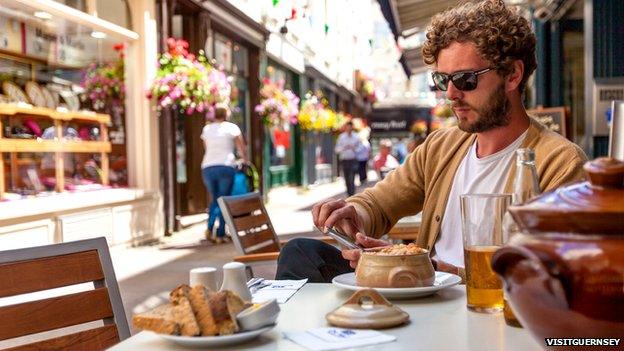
[112,173,378,333]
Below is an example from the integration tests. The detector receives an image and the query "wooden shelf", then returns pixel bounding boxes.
[0,139,60,152]
[0,104,110,124]
[62,141,112,153]
[0,105,111,198]
[0,49,82,70]
[0,139,111,153]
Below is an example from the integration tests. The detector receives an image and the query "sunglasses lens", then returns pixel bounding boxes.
[432,73,448,91]
[452,72,478,91]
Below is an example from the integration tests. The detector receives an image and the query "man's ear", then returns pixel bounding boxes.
[506,60,524,92]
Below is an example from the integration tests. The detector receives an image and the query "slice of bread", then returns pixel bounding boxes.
[208,290,248,335]
[170,285,201,336]
[188,285,219,336]
[132,304,180,335]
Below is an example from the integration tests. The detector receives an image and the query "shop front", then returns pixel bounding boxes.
[369,104,431,162]
[262,59,302,188]
[155,0,268,233]
[302,64,339,186]
[0,0,163,249]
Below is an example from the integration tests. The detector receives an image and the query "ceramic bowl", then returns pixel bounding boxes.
[356,248,435,288]
[236,299,280,331]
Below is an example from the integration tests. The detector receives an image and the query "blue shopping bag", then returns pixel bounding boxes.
[231,171,250,195]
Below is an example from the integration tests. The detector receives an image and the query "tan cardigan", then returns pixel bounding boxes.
[347,118,588,251]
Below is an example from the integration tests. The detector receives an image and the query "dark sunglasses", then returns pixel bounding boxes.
[431,67,493,91]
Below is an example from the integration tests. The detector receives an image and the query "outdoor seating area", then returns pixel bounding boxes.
[0,0,622,350]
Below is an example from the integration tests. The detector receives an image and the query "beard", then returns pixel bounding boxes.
[453,83,511,133]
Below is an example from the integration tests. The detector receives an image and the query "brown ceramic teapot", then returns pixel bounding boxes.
[491,157,624,348]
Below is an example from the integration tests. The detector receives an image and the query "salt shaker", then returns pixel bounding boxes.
[220,262,252,301]
[189,267,218,291]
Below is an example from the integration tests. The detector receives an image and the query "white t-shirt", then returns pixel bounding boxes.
[433,130,528,267]
[200,121,242,169]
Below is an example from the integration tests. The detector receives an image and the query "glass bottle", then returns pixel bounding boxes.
[502,148,540,327]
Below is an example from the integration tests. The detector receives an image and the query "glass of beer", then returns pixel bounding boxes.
[460,194,511,313]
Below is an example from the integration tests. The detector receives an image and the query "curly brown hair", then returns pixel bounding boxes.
[422,0,536,93]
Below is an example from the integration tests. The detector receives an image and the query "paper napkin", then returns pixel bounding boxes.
[283,327,396,351]
[251,279,307,304]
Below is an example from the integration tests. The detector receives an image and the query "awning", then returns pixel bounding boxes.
[394,0,459,36]
[201,0,269,48]
[377,0,461,77]
[402,45,429,75]
[305,64,338,93]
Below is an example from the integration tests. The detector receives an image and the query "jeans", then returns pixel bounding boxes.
[341,159,358,196]
[275,238,354,282]
[358,160,368,184]
[201,165,235,237]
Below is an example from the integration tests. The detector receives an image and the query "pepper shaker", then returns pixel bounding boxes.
[220,262,252,301]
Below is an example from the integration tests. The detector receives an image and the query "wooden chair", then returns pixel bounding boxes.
[0,237,129,351]
[218,192,335,276]
[387,213,421,244]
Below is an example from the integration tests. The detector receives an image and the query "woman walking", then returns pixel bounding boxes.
[201,104,248,244]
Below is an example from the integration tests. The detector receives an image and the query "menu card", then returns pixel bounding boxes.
[283,327,396,351]
[251,279,307,304]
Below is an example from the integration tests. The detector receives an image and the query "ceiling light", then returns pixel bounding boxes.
[90,31,107,39]
[34,11,52,20]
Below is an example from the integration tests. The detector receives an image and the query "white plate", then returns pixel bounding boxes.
[332,271,462,299]
[157,324,275,348]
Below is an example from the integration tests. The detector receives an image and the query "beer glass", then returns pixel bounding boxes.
[460,194,511,313]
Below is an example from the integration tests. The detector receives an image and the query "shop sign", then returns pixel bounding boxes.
[0,16,21,52]
[370,119,408,131]
[25,25,57,61]
[369,109,411,132]
[57,35,86,66]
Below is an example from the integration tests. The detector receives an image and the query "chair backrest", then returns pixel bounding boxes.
[0,237,129,350]
[218,192,281,255]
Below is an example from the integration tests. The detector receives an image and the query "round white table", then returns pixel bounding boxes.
[109,283,542,350]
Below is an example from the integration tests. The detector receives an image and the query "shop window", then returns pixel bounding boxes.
[232,44,248,77]
[208,32,250,147]
[230,76,249,138]
[214,33,233,72]
[265,63,297,169]
[0,1,130,200]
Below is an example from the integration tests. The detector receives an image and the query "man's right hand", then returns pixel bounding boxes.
[341,233,390,268]
[312,199,364,238]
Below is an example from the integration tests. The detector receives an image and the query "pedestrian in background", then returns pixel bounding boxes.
[373,139,400,179]
[355,127,371,186]
[201,104,248,244]
[335,121,362,196]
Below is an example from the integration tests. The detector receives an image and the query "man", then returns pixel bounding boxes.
[276,0,587,282]
[372,139,400,179]
[335,121,362,196]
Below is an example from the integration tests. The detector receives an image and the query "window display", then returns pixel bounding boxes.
[0,0,130,200]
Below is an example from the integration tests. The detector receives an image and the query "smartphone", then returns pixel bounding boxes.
[326,227,363,250]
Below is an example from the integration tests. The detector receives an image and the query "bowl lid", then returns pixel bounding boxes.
[325,289,409,329]
[510,157,624,234]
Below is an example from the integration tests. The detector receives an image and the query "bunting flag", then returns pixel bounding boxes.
[272,0,279,7]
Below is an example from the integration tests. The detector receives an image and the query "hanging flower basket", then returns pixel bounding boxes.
[147,38,231,116]
[297,91,344,132]
[81,43,125,112]
[254,79,299,126]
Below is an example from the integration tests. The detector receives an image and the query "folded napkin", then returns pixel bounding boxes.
[251,279,307,304]
[283,327,396,351]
